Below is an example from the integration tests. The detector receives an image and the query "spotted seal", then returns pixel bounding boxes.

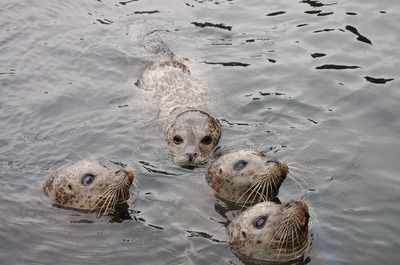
[139,60,221,167]
[206,149,288,205]
[227,200,310,262]
[43,160,135,216]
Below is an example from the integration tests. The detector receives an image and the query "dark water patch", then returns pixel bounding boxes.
[365,76,394,84]
[316,64,360,70]
[345,25,373,45]
[313,28,335,33]
[203,61,249,67]
[134,10,160,14]
[259,92,286,96]
[246,39,255,42]
[380,10,387,14]
[267,58,276,63]
[0,72,15,75]
[307,118,318,124]
[300,0,337,8]
[191,22,232,31]
[119,0,138,5]
[109,160,127,168]
[266,11,286,16]
[96,18,113,25]
[186,230,225,243]
[148,224,164,230]
[142,165,179,176]
[317,11,334,16]
[346,12,357,15]
[220,119,250,126]
[305,10,322,14]
[297,23,309,27]
[311,52,326,58]
[70,219,94,224]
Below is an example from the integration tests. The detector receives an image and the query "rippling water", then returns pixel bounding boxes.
[1,0,399,264]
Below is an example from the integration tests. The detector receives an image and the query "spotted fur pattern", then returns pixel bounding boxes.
[227,201,309,261]
[43,160,134,211]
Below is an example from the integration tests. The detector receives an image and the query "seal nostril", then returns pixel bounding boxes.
[186,153,198,163]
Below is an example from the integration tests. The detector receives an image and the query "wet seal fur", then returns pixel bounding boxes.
[207,149,288,205]
[227,200,310,262]
[43,160,135,216]
[139,60,221,167]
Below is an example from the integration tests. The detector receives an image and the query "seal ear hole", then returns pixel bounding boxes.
[233,160,248,171]
[219,169,222,174]
[201,135,212,145]
[173,135,183,145]
[253,215,268,229]
[68,184,72,190]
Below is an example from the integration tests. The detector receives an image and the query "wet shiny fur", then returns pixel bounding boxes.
[207,149,288,204]
[139,60,221,167]
[227,200,310,261]
[43,160,134,215]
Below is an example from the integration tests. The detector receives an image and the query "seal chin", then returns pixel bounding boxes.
[175,155,209,168]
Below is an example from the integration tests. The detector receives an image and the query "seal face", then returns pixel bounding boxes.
[165,109,221,167]
[43,160,135,215]
[207,149,288,204]
[227,200,310,262]
[139,59,221,168]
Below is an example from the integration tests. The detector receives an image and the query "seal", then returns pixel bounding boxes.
[139,60,221,167]
[206,149,288,205]
[43,160,135,216]
[227,200,310,262]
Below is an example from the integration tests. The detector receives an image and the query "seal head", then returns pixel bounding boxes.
[207,149,288,204]
[227,200,310,261]
[165,109,221,167]
[43,160,135,215]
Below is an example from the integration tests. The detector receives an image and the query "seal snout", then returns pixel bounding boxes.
[186,152,198,164]
[116,169,134,185]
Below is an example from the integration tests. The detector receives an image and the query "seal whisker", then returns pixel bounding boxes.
[234,176,265,207]
[287,173,307,189]
[90,185,117,213]
[288,170,307,183]
[102,188,117,216]
[97,189,115,217]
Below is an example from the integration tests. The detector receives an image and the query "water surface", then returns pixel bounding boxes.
[1,0,400,264]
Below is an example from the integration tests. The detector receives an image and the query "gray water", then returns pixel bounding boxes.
[1,0,399,264]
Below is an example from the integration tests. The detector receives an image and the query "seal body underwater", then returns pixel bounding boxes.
[227,200,310,262]
[43,160,135,215]
[139,60,221,167]
[207,149,288,205]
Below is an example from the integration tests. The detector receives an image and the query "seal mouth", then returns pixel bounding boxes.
[91,170,135,217]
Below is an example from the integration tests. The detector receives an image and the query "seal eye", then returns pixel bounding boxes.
[201,135,212,145]
[173,135,183,145]
[233,160,248,171]
[253,215,267,229]
[81,174,95,186]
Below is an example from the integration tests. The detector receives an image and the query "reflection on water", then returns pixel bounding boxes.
[1,0,400,264]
